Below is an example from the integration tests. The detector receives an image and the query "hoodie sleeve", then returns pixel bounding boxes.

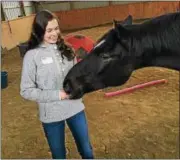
[20,50,61,103]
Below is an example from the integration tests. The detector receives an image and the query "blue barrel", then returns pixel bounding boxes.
[1,71,8,89]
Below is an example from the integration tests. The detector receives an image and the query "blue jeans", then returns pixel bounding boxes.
[42,111,94,159]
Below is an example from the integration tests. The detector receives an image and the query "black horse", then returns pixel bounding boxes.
[63,12,180,99]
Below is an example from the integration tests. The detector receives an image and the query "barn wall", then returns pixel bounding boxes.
[23,1,35,16]
[1,1,136,20]
[35,1,137,12]
[111,1,138,5]
[1,15,34,50]
[2,1,180,50]
[55,1,179,30]
[37,1,71,12]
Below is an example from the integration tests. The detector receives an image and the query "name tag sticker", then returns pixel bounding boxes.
[41,57,53,64]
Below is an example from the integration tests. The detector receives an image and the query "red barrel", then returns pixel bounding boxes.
[64,34,95,62]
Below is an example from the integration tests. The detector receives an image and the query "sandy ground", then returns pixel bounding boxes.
[1,24,179,159]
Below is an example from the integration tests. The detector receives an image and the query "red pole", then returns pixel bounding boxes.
[105,79,168,98]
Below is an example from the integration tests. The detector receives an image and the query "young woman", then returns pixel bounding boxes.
[20,10,94,159]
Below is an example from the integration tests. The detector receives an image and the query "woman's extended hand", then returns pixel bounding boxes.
[59,90,69,100]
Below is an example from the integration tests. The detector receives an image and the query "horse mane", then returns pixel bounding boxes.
[125,12,180,57]
[94,12,180,59]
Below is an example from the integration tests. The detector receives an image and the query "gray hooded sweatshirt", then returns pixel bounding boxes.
[20,43,84,123]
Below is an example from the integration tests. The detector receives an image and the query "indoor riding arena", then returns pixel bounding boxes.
[1,1,179,159]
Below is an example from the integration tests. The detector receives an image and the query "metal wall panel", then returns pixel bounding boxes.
[38,2,71,12]
[111,1,139,5]
[72,1,109,10]
[38,1,109,11]
[23,1,34,16]
[2,1,22,20]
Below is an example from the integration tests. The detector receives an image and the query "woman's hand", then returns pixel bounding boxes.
[59,90,69,100]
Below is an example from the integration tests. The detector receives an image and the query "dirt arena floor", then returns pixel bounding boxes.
[1,24,179,159]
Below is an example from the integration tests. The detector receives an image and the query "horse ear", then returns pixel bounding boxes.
[114,24,129,39]
[113,15,133,28]
[113,15,132,39]
[122,15,133,25]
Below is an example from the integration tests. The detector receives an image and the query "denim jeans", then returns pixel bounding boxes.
[42,110,94,159]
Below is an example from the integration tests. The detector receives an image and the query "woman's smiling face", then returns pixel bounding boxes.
[43,18,60,44]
